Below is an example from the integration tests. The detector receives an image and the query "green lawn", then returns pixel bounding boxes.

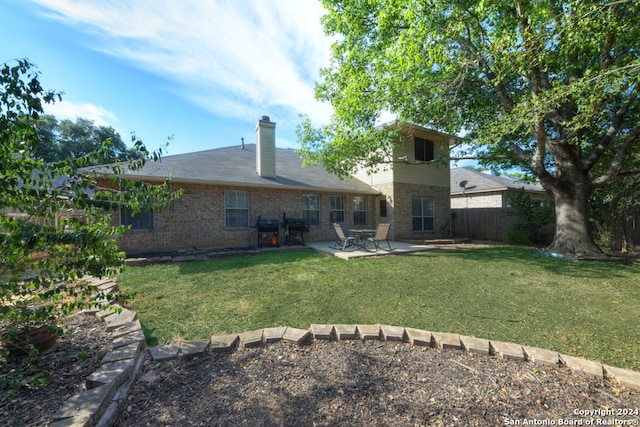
[116,246,640,370]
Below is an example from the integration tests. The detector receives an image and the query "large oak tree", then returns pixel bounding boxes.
[299,0,640,257]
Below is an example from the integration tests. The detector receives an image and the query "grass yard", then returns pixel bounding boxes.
[117,245,640,370]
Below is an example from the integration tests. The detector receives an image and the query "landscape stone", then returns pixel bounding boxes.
[431,332,462,349]
[239,329,264,348]
[334,324,357,340]
[404,328,432,347]
[105,308,137,331]
[112,329,146,349]
[149,344,180,362]
[560,354,603,378]
[357,324,381,340]
[95,306,120,321]
[86,359,135,389]
[52,383,116,425]
[210,334,239,352]
[101,342,141,364]
[380,325,405,341]
[97,281,119,291]
[111,319,142,339]
[180,340,209,357]
[263,327,287,343]
[522,346,560,367]
[459,335,490,355]
[490,340,526,361]
[311,324,334,340]
[603,364,640,391]
[282,327,310,345]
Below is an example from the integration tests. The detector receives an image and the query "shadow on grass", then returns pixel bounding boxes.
[427,245,635,279]
[140,321,159,347]
[175,249,321,275]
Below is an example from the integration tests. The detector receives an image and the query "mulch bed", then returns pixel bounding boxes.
[0,313,112,427]
[117,340,640,426]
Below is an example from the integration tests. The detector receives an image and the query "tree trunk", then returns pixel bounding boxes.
[546,177,603,258]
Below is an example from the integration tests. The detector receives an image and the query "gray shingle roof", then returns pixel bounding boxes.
[94,144,379,194]
[451,168,545,195]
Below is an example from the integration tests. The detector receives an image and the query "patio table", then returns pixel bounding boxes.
[349,229,376,249]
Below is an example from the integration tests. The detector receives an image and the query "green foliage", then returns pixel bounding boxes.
[0,351,52,400]
[503,189,554,245]
[590,175,640,251]
[34,115,143,164]
[299,0,640,255]
[0,59,182,357]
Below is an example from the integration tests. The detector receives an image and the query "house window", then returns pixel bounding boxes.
[414,137,434,162]
[412,197,434,231]
[353,196,367,226]
[121,209,153,230]
[225,190,248,227]
[303,194,320,226]
[330,196,345,223]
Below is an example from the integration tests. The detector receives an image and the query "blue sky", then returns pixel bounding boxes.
[1,0,334,155]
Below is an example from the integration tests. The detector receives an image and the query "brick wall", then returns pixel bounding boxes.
[392,182,451,240]
[116,181,379,252]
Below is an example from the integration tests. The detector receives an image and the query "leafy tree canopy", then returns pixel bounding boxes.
[0,59,181,361]
[298,0,640,257]
[34,115,143,165]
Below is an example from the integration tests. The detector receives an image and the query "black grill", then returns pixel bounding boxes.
[283,214,309,245]
[256,217,280,248]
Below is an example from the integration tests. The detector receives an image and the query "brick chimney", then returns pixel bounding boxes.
[256,115,276,179]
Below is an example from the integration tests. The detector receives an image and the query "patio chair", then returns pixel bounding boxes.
[331,222,356,250]
[339,222,352,236]
[366,223,393,251]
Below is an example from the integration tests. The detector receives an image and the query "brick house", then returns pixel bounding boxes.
[98,116,457,253]
[450,168,548,209]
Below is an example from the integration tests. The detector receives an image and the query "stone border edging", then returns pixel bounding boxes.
[50,277,146,427]
[149,323,640,393]
[50,278,640,426]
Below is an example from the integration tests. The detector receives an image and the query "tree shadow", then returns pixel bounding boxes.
[425,245,635,279]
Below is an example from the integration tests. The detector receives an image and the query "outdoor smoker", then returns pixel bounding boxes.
[256,216,280,248]
[283,213,310,245]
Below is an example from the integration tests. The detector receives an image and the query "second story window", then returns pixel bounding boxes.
[414,137,434,162]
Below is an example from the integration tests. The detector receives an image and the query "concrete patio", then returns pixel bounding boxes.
[305,240,436,259]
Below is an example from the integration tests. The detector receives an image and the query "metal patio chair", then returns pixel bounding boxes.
[366,223,393,251]
[331,222,356,250]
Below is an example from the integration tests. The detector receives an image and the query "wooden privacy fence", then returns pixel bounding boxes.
[452,208,521,241]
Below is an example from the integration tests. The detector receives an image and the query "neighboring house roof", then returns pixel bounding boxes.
[450,168,546,196]
[90,143,379,194]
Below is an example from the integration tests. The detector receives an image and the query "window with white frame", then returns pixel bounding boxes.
[225,190,248,227]
[412,197,434,231]
[352,196,367,226]
[121,209,153,230]
[329,195,345,224]
[303,194,320,226]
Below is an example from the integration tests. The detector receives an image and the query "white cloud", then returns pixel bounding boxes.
[31,0,334,124]
[44,100,118,127]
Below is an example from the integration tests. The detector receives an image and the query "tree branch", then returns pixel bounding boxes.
[591,125,640,188]
[583,90,637,173]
